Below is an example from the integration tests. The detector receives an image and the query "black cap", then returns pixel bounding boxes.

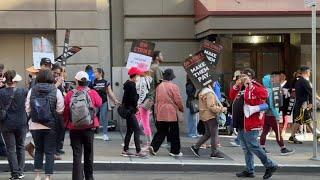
[300,66,311,73]
[163,69,176,81]
[40,58,52,67]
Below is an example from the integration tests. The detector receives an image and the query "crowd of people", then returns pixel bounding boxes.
[0,49,319,180]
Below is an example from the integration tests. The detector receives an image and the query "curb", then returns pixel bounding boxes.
[1,161,320,173]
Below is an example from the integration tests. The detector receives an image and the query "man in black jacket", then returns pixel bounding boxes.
[289,66,320,144]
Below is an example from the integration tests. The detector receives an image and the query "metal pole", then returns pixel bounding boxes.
[311,2,319,160]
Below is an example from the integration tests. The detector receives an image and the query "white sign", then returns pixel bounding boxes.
[32,37,55,69]
[304,0,316,7]
[126,52,152,71]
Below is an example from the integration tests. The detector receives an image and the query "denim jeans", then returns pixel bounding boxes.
[238,130,276,173]
[0,133,7,156]
[99,102,109,135]
[2,128,27,177]
[32,129,57,175]
[187,109,199,137]
[70,129,94,180]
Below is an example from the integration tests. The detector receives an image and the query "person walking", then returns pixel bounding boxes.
[64,71,102,180]
[230,68,278,179]
[260,73,294,156]
[190,85,227,159]
[91,68,120,141]
[136,71,153,146]
[26,69,65,180]
[0,70,28,180]
[121,67,147,157]
[186,76,199,138]
[149,69,184,157]
[288,66,320,144]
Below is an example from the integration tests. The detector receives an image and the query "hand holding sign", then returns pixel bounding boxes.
[126,40,155,71]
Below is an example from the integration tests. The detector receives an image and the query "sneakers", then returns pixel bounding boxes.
[121,150,135,157]
[230,141,241,147]
[236,171,255,178]
[149,146,157,156]
[288,136,303,144]
[103,134,110,141]
[9,176,21,180]
[135,151,148,158]
[263,166,278,179]
[190,146,200,158]
[210,151,224,160]
[18,174,25,179]
[280,148,295,156]
[263,148,271,155]
[169,152,183,157]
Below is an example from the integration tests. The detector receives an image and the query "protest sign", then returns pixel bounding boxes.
[32,36,55,69]
[183,51,214,89]
[61,29,70,67]
[55,46,82,63]
[201,40,223,69]
[126,40,155,71]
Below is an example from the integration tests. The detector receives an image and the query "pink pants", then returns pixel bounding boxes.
[136,107,152,136]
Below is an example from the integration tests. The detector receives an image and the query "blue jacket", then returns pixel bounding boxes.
[262,75,281,119]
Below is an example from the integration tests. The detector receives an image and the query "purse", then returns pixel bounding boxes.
[117,105,131,119]
[142,98,154,110]
[211,89,226,126]
[162,83,184,122]
[190,99,199,114]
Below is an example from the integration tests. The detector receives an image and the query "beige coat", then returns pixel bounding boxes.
[199,88,223,121]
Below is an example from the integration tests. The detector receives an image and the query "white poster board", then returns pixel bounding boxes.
[32,37,55,69]
[126,52,152,71]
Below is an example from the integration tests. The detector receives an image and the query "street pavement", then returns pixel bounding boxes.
[1,130,320,172]
[0,171,319,180]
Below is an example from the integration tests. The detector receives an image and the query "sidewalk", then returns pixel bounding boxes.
[1,131,320,173]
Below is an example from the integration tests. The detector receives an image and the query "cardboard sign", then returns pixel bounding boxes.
[55,46,82,63]
[61,29,70,67]
[201,40,223,68]
[131,40,155,57]
[126,40,155,71]
[183,51,214,89]
[126,52,152,72]
[32,36,55,69]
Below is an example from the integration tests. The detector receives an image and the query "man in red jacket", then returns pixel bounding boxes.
[64,71,102,180]
[230,68,277,179]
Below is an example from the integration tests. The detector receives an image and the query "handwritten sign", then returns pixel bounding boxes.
[32,36,54,69]
[126,40,155,71]
[201,40,223,68]
[183,51,214,89]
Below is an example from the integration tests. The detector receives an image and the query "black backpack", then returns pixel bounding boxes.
[30,87,57,125]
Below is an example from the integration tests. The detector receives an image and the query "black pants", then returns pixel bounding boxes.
[151,121,181,154]
[32,129,57,175]
[70,129,94,180]
[194,119,218,153]
[2,128,27,177]
[56,127,66,153]
[123,113,141,153]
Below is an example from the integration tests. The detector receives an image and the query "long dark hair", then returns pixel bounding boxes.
[4,70,16,85]
[36,69,54,84]
[96,68,105,79]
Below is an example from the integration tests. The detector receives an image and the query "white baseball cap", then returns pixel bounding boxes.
[75,71,89,81]
[233,70,242,80]
[12,74,22,82]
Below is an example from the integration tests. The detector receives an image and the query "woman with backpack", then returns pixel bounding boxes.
[64,71,102,180]
[0,70,28,180]
[91,68,120,141]
[149,69,184,157]
[25,69,65,180]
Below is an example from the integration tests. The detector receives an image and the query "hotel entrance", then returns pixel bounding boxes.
[232,35,288,81]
